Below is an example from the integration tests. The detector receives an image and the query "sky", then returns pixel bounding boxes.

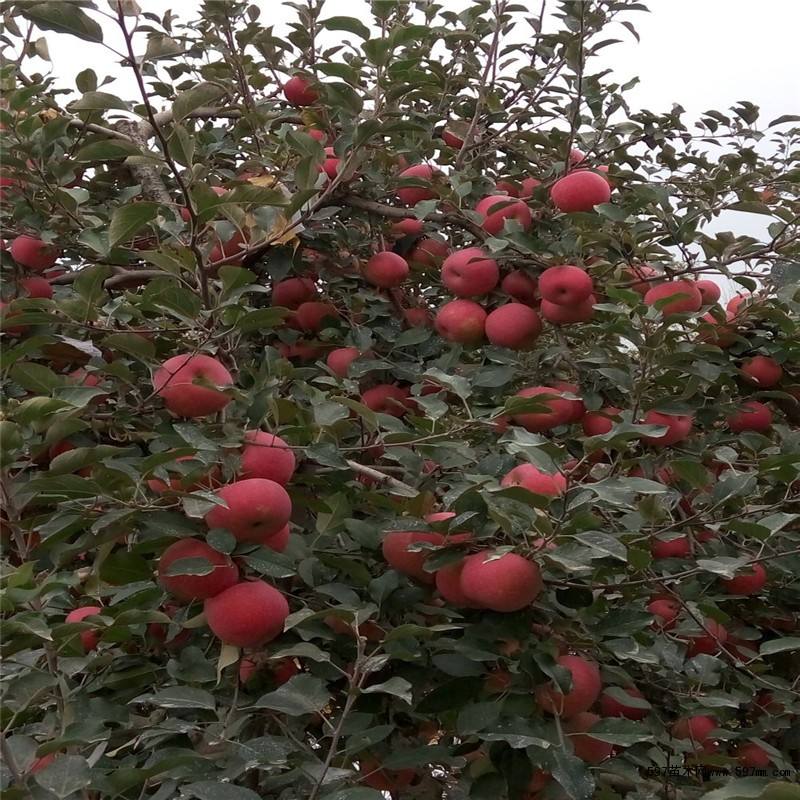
[13,0,799,299]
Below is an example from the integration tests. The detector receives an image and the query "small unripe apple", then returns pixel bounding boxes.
[361,384,411,417]
[641,410,693,447]
[501,463,565,497]
[435,299,486,345]
[9,235,60,272]
[283,75,318,106]
[475,194,532,234]
[327,347,362,378]
[720,562,767,595]
[272,277,318,309]
[550,171,611,212]
[65,605,103,652]
[694,279,721,304]
[485,303,542,349]
[644,280,703,315]
[541,295,596,324]
[441,247,499,297]
[501,270,537,304]
[153,354,233,418]
[205,478,292,542]
[204,580,289,647]
[534,654,602,717]
[157,538,239,601]
[460,551,542,612]
[363,251,409,288]
[382,530,445,583]
[739,355,783,387]
[240,430,296,485]
[726,401,773,433]
[538,264,594,306]
[396,164,438,206]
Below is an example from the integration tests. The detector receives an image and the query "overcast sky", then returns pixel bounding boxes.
[14,0,799,299]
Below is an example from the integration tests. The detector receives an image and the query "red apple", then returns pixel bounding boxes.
[695,279,721,304]
[19,276,53,299]
[726,401,772,433]
[735,742,771,768]
[396,164,438,206]
[460,551,542,612]
[435,299,486,345]
[624,264,661,296]
[361,384,411,417]
[510,386,575,432]
[363,251,409,288]
[565,712,614,764]
[538,265,594,306]
[407,236,450,267]
[321,146,339,180]
[283,75,318,106]
[485,303,542,349]
[648,596,681,630]
[641,411,693,447]
[550,171,611,213]
[582,407,621,436]
[475,194,532,234]
[327,347,362,377]
[65,605,103,652]
[501,463,566,497]
[9,235,60,272]
[295,301,338,332]
[650,535,691,559]
[441,247,499,297]
[147,455,221,493]
[382,530,445,583]
[435,560,479,607]
[599,687,649,720]
[684,619,728,657]
[204,580,289,647]
[442,127,464,148]
[390,218,424,237]
[359,756,415,792]
[152,354,233,418]
[205,478,291,543]
[272,277,317,309]
[541,296,596,325]
[157,538,239,601]
[240,431,296,485]
[644,280,703,315]
[501,270,537,304]
[671,715,718,754]
[534,654,602,717]
[720,562,767,596]
[402,306,432,328]
[739,355,783,388]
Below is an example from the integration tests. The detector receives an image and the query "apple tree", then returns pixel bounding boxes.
[1,1,799,799]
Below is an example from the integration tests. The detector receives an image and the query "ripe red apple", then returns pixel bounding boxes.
[727,293,751,316]
[204,580,289,647]
[534,654,602,717]
[402,306,432,328]
[484,666,513,694]
[435,299,486,345]
[698,311,737,348]
[205,478,291,542]
[321,147,339,180]
[306,127,327,142]
[519,177,542,198]
[495,179,520,197]
[624,264,661,295]
[157,538,239,601]
[364,251,409,288]
[541,295,596,325]
[735,742,771,768]
[261,523,290,553]
[739,355,783,387]
[501,270,537,304]
[599,687,649,720]
[272,277,317,309]
[396,164,438,206]
[460,551,542,612]
[209,229,248,266]
[551,381,586,422]
[538,265,594,306]
[9,235,60,271]
[641,410,693,447]
[283,75,318,106]
[327,347,362,378]
[726,401,773,433]
[152,354,233,418]
[569,148,586,165]
[475,194,532,234]
[582,406,621,436]
[671,715,718,754]
[382,530,445,583]
[240,431,296,485]
[277,341,324,362]
[720,562,766,595]
[485,303,542,349]
[525,769,552,800]
[510,386,575,432]
[358,756,415,792]
[695,279,721,304]
[390,217,424,238]
[361,384,411,416]
[650,535,691,559]
[295,301,338,332]
[408,236,450,267]
[435,560,479,607]
[0,301,26,335]
[648,596,681,630]
[684,619,728,657]
[65,605,103,652]
[28,752,59,774]
[441,247,499,297]
[501,463,566,497]
[442,127,464,148]
[565,712,614,764]
[19,276,53,299]
[147,455,221,493]
[644,280,703,315]
[550,171,611,213]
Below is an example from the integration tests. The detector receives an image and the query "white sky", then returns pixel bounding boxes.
[11,0,799,300]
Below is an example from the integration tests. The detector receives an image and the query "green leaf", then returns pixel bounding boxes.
[184,783,261,800]
[75,140,142,161]
[70,91,128,111]
[149,686,216,710]
[587,718,654,745]
[573,531,628,561]
[252,674,330,715]
[33,754,91,798]
[362,676,412,704]
[759,638,800,656]
[321,16,371,39]
[108,202,161,248]
[173,82,226,122]
[700,778,773,800]
[9,362,61,393]
[20,2,103,43]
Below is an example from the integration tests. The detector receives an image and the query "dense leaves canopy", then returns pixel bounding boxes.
[0,1,799,799]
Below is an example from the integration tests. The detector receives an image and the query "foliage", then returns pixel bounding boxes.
[1,1,799,799]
